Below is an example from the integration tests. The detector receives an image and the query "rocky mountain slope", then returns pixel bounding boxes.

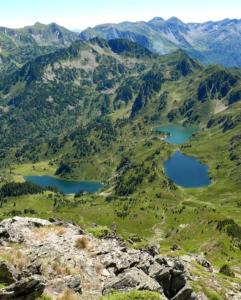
[80,17,241,67]
[0,38,197,151]
[0,217,239,299]
[0,22,78,77]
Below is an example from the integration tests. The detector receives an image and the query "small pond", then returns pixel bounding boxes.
[164,151,211,188]
[155,124,197,145]
[24,175,103,195]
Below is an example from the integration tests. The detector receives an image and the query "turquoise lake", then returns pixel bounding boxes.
[156,124,211,188]
[155,124,197,145]
[24,176,103,194]
[164,151,211,188]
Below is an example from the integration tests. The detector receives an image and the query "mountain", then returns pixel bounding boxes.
[1,37,241,157]
[0,38,157,151]
[0,22,79,77]
[0,39,241,299]
[80,17,241,67]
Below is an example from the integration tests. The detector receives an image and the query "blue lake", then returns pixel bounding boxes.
[155,124,197,145]
[24,176,103,194]
[164,151,211,188]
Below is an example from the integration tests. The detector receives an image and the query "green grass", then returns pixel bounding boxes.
[38,294,52,300]
[12,161,56,177]
[87,225,112,238]
[101,290,164,300]
[203,287,224,300]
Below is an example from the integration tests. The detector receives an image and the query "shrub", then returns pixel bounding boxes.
[87,226,111,238]
[219,264,235,277]
[217,219,241,249]
[75,237,89,249]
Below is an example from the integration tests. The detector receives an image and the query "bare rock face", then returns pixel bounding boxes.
[0,217,201,299]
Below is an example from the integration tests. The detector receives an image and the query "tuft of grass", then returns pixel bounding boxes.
[0,283,5,289]
[0,249,29,271]
[203,287,224,300]
[75,237,89,250]
[101,290,164,300]
[95,261,104,275]
[56,289,80,300]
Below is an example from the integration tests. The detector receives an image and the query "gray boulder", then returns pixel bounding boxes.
[146,245,160,257]
[48,275,82,294]
[195,257,213,272]
[148,258,191,299]
[103,267,163,295]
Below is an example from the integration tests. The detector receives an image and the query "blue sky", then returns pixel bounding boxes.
[1,0,241,29]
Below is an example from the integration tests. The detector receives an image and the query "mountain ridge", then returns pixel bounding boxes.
[0,22,79,77]
[80,17,241,67]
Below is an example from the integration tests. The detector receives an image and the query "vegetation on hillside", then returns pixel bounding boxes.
[0,38,240,298]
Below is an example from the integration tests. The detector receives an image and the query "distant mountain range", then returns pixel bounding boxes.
[80,17,241,67]
[1,17,241,78]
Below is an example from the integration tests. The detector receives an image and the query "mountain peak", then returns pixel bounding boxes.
[148,17,164,23]
[167,16,183,24]
[32,21,45,28]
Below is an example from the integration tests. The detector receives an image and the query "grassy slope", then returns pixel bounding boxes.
[1,118,240,265]
[1,120,240,298]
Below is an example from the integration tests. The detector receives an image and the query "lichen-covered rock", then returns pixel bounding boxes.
[47,275,82,294]
[102,267,163,295]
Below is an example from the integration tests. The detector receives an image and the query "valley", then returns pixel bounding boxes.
[0,32,240,299]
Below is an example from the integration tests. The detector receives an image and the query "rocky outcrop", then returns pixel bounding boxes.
[103,268,162,294]
[0,275,45,300]
[0,261,19,284]
[195,257,213,273]
[0,217,219,299]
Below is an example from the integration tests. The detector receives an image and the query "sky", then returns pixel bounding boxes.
[0,0,241,30]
